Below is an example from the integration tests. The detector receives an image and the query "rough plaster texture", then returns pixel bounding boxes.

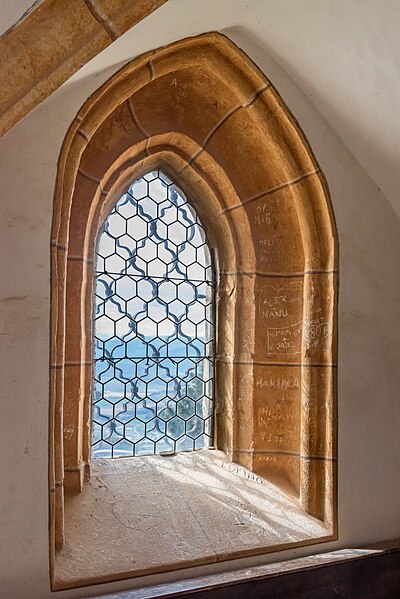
[0,11,400,599]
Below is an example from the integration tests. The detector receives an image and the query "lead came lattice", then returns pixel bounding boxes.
[92,170,215,458]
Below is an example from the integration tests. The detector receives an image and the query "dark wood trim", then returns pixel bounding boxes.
[96,543,400,599]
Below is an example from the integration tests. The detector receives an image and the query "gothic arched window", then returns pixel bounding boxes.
[50,33,338,590]
[92,171,215,458]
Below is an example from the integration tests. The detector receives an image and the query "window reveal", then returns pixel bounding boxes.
[92,170,215,458]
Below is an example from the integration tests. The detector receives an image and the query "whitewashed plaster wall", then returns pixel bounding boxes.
[0,0,42,36]
[1,4,400,599]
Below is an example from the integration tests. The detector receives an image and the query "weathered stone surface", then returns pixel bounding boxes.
[54,451,331,590]
[254,277,304,361]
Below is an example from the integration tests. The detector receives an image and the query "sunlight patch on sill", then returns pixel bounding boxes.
[54,449,333,590]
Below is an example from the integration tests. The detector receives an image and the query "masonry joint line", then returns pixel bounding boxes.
[84,0,120,41]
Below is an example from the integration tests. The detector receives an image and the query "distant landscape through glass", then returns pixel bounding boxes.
[92,170,215,458]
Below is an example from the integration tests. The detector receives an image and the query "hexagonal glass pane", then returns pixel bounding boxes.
[115,194,137,218]
[148,178,168,202]
[166,417,185,441]
[176,436,194,452]
[92,440,112,459]
[115,234,135,259]
[146,419,165,442]
[126,214,147,240]
[94,314,114,338]
[177,280,196,303]
[125,420,145,443]
[196,396,213,419]
[135,438,155,456]
[115,275,137,301]
[136,279,154,302]
[138,196,158,221]
[158,280,177,303]
[136,399,157,423]
[168,221,187,245]
[114,399,135,423]
[187,303,205,325]
[147,298,167,323]
[187,262,206,281]
[158,318,175,339]
[113,438,134,458]
[97,231,115,257]
[156,438,174,453]
[187,377,204,401]
[147,257,168,278]
[137,238,157,262]
[105,253,126,274]
[157,398,176,421]
[177,398,195,419]
[94,361,114,384]
[186,415,203,439]
[195,433,211,451]
[137,318,157,340]
[129,178,147,199]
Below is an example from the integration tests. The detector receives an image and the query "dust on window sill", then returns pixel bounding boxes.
[53,449,333,590]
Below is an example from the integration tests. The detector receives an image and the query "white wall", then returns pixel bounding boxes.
[0,0,42,36]
[1,3,400,598]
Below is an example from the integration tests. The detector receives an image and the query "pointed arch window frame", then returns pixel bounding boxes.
[49,32,338,589]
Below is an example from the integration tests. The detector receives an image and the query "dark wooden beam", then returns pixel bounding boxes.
[96,543,400,599]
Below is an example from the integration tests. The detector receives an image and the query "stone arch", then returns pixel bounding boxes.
[50,32,337,558]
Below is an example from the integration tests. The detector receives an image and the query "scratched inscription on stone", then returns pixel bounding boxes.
[253,202,271,226]
[251,202,282,267]
[219,460,264,484]
[255,375,300,390]
[257,403,299,443]
[256,282,304,356]
[267,321,303,355]
[63,424,74,440]
[256,237,279,265]
[266,317,331,356]
[258,283,302,320]
[304,318,331,350]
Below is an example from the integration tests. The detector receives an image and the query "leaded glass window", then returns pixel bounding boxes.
[92,170,215,458]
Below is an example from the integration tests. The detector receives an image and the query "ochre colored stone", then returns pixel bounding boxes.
[203,87,317,202]
[300,366,336,460]
[251,452,300,495]
[254,276,304,362]
[79,101,147,179]
[132,69,241,147]
[95,0,168,34]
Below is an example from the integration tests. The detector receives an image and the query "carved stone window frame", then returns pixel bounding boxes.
[49,32,338,588]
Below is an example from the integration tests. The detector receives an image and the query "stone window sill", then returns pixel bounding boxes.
[54,450,333,590]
